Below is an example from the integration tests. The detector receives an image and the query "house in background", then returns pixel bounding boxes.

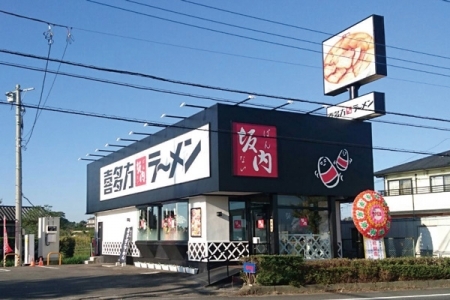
[373,150,450,257]
[0,205,39,256]
[340,151,450,258]
[86,217,95,228]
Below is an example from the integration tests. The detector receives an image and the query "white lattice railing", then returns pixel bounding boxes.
[102,241,141,257]
[279,234,331,259]
[337,241,343,258]
[188,241,249,261]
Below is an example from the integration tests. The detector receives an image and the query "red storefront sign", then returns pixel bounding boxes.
[135,156,147,187]
[232,122,278,177]
[299,217,308,227]
[257,219,265,229]
[234,220,242,229]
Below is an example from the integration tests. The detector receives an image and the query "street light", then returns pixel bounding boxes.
[6,84,34,266]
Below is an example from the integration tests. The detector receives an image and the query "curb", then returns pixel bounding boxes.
[234,279,450,296]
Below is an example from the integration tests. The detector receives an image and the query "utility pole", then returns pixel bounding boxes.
[6,84,34,266]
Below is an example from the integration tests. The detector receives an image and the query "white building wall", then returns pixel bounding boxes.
[205,196,229,241]
[97,207,139,242]
[188,195,229,242]
[96,207,141,257]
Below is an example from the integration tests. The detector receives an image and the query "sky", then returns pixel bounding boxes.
[1,0,450,222]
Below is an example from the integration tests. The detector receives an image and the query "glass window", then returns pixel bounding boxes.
[278,195,327,208]
[160,202,188,241]
[431,175,450,192]
[388,179,412,195]
[278,207,328,235]
[229,201,247,241]
[137,206,159,241]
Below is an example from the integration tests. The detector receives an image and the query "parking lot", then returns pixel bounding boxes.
[0,264,236,299]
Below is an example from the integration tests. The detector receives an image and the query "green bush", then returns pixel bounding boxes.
[60,236,76,257]
[62,255,89,265]
[242,256,450,287]
[242,255,304,286]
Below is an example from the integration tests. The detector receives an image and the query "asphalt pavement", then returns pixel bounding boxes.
[3,263,450,299]
[0,264,240,299]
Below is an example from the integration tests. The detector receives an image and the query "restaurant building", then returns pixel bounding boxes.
[86,103,374,270]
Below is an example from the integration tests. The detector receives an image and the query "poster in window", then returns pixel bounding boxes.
[190,208,202,237]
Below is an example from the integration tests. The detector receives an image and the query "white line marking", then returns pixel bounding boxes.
[37,266,59,269]
[0,269,11,272]
[330,293,450,300]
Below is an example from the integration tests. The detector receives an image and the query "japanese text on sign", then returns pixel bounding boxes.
[100,124,210,200]
[232,122,278,178]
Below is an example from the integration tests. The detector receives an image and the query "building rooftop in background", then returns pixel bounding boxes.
[0,205,48,221]
[374,150,450,177]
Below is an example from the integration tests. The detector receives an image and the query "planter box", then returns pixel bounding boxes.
[169,265,177,272]
[154,264,162,270]
[134,262,141,268]
[147,263,155,269]
[161,264,170,271]
[176,266,185,273]
[185,267,198,275]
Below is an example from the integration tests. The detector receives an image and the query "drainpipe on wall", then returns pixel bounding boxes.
[412,174,417,219]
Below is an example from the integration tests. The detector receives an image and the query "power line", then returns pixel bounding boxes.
[125,0,450,73]
[0,9,68,28]
[3,48,450,126]
[23,25,54,147]
[3,60,450,134]
[85,1,450,80]
[180,0,450,62]
[2,100,450,159]
[3,9,450,90]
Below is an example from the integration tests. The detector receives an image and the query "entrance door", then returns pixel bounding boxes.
[97,222,103,256]
[251,203,270,254]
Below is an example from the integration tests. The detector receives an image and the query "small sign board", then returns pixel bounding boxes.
[243,262,256,274]
[363,237,386,259]
[118,227,133,264]
[326,92,385,120]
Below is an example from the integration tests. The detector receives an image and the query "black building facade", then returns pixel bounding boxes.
[86,103,374,269]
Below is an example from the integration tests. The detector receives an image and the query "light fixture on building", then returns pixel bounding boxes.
[105,143,124,148]
[86,153,105,157]
[129,131,152,136]
[180,102,207,109]
[272,100,294,111]
[117,137,138,142]
[78,158,96,162]
[95,149,114,153]
[216,212,223,217]
[161,113,186,119]
[234,95,255,106]
[306,104,328,115]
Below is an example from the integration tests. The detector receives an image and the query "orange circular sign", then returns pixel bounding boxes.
[352,190,391,239]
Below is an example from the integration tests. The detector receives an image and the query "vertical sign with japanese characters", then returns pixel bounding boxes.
[100,124,210,201]
[363,236,386,259]
[232,122,278,178]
